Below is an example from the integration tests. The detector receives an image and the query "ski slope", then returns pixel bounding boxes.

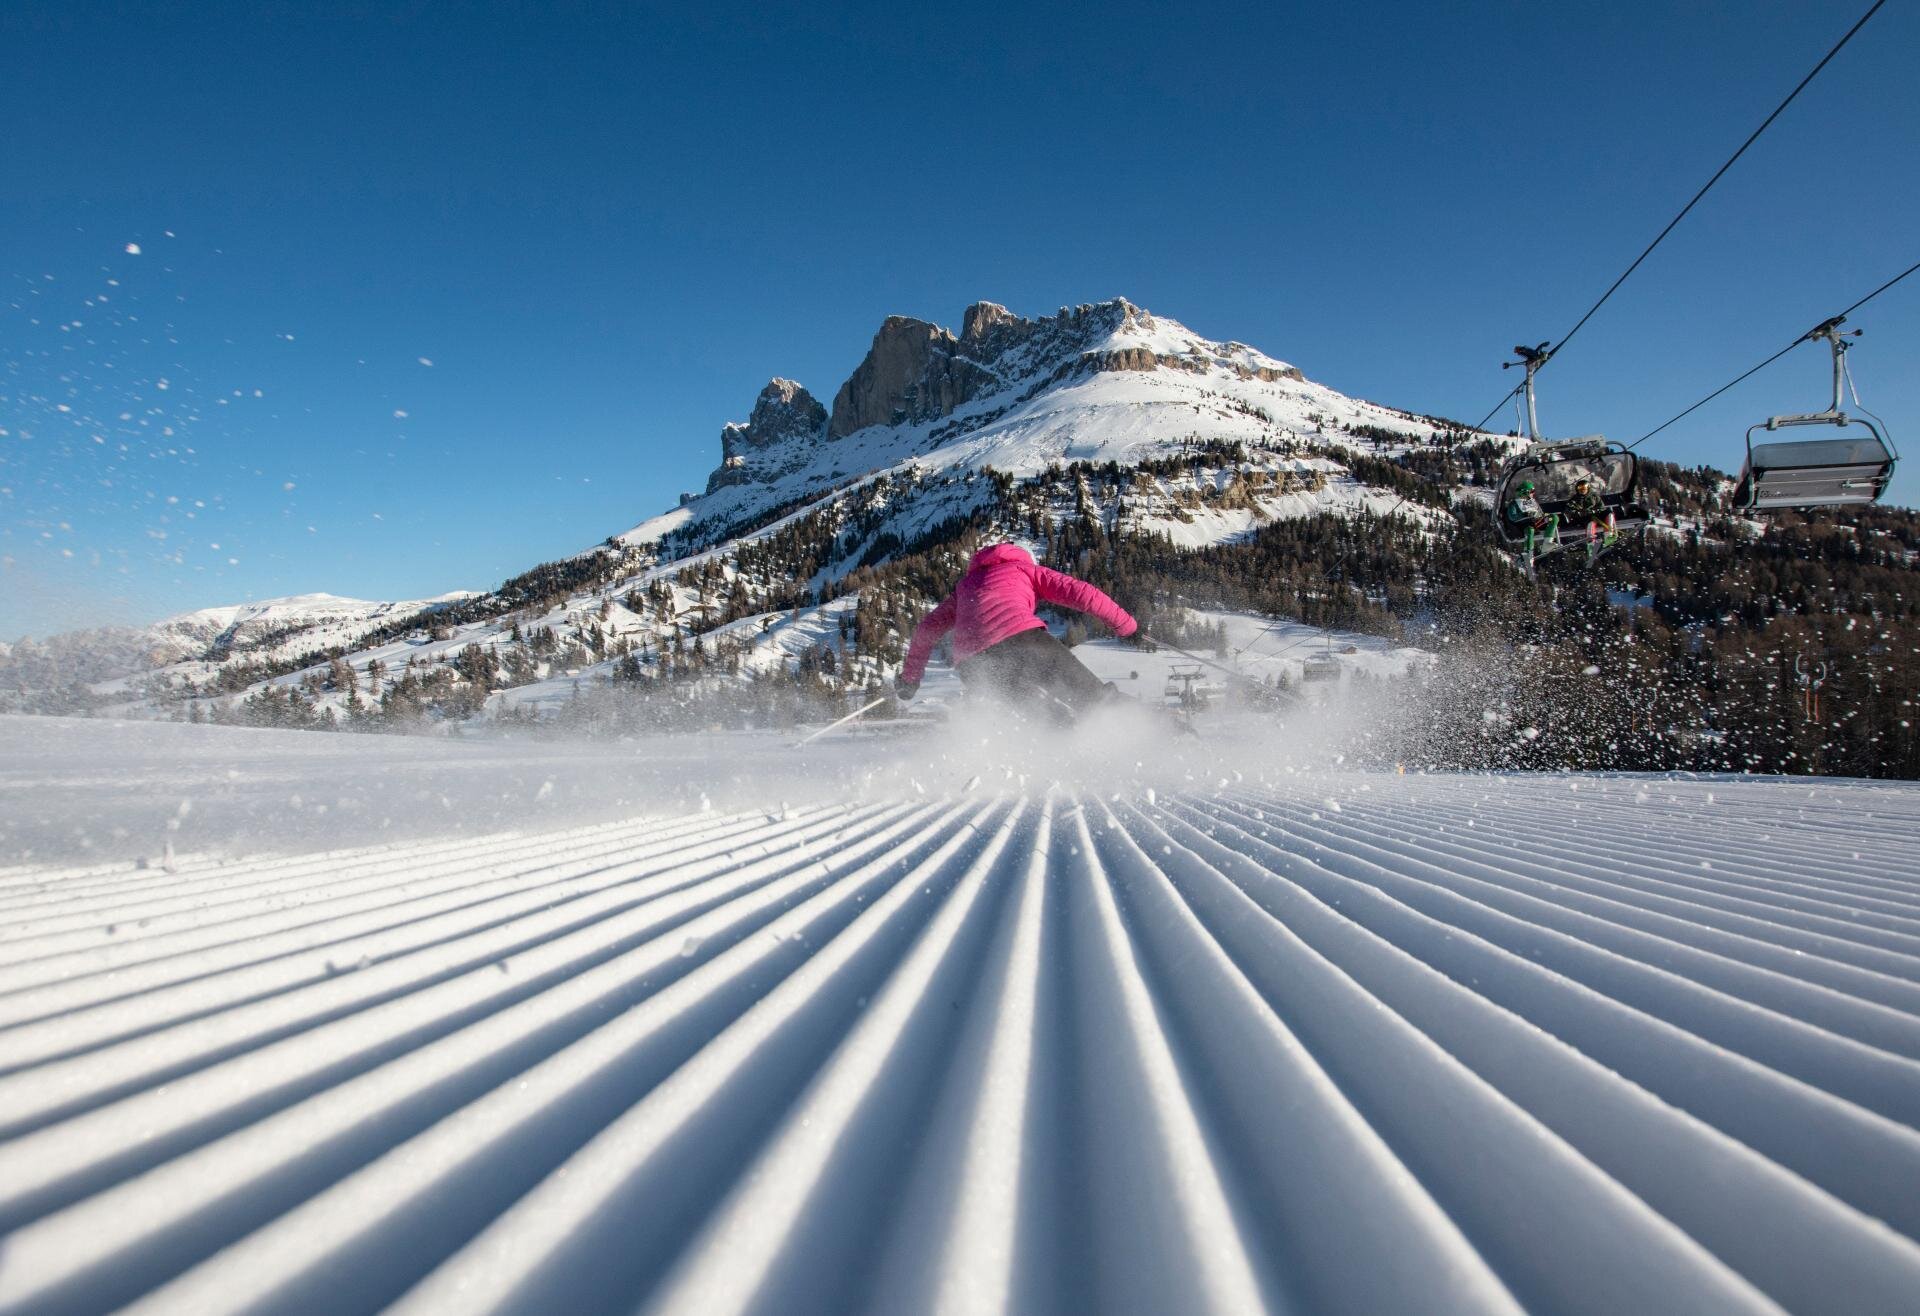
[3,734,1920,1312]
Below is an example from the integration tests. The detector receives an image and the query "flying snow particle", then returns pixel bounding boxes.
[417,357,434,367]
[124,243,141,255]
[393,409,408,419]
[282,482,295,491]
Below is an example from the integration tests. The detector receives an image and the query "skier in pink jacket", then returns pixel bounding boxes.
[896,543,1146,718]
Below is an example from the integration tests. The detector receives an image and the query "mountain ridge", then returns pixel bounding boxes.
[655,296,1456,554]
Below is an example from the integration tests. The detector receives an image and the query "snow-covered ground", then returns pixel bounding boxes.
[3,717,1919,1312]
[0,715,893,867]
[1108,612,1434,688]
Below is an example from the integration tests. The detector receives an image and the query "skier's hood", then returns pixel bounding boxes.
[968,543,1034,570]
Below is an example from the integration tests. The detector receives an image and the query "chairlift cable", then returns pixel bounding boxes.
[1835,254,1920,321]
[1623,342,1803,452]
[1457,0,1886,440]
[1540,0,1886,368]
[1352,6,1892,528]
[1625,256,1920,451]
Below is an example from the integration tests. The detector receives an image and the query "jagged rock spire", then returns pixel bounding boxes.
[706,379,828,492]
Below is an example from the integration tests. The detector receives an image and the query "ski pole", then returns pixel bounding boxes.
[793,696,889,747]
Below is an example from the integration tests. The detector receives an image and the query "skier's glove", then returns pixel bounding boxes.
[895,679,919,702]
[1127,629,1157,652]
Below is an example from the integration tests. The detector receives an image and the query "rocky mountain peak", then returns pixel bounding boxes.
[707,378,828,491]
[961,300,1020,343]
[697,296,1306,497]
[747,378,825,437]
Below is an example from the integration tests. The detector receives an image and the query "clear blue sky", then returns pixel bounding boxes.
[3,0,1915,639]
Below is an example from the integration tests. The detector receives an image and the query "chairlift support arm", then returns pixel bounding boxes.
[1502,342,1551,442]
[1770,317,1863,429]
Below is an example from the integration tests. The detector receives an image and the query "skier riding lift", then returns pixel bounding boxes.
[1503,480,1560,560]
[1566,476,1618,560]
[896,543,1145,722]
[1566,476,1604,522]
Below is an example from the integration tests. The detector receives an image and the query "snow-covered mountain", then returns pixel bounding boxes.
[1,591,477,709]
[625,297,1471,550]
[8,297,1494,723]
[152,591,478,658]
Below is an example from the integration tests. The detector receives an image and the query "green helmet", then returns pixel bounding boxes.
[1517,480,1535,494]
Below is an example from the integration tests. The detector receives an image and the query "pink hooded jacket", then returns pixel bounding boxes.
[900,543,1137,683]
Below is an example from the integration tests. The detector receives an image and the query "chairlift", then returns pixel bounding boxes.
[1300,631,1341,683]
[1491,345,1648,564]
[1163,663,1213,709]
[1300,653,1341,683]
[1734,317,1897,511]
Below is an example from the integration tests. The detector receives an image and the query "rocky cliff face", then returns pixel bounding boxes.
[699,297,1304,494]
[828,300,1211,439]
[826,317,993,439]
[706,379,829,492]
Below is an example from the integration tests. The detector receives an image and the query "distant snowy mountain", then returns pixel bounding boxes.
[152,591,478,657]
[0,591,477,712]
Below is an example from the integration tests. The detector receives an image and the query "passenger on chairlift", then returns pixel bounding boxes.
[1568,477,1619,560]
[1567,477,1605,523]
[1504,480,1560,559]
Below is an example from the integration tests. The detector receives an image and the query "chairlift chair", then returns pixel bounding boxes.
[1300,653,1341,683]
[1300,631,1342,684]
[1734,317,1897,512]
[1491,345,1649,562]
[1493,438,1648,549]
[1163,663,1211,709]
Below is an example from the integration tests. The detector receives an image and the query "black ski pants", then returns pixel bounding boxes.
[956,628,1113,722]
